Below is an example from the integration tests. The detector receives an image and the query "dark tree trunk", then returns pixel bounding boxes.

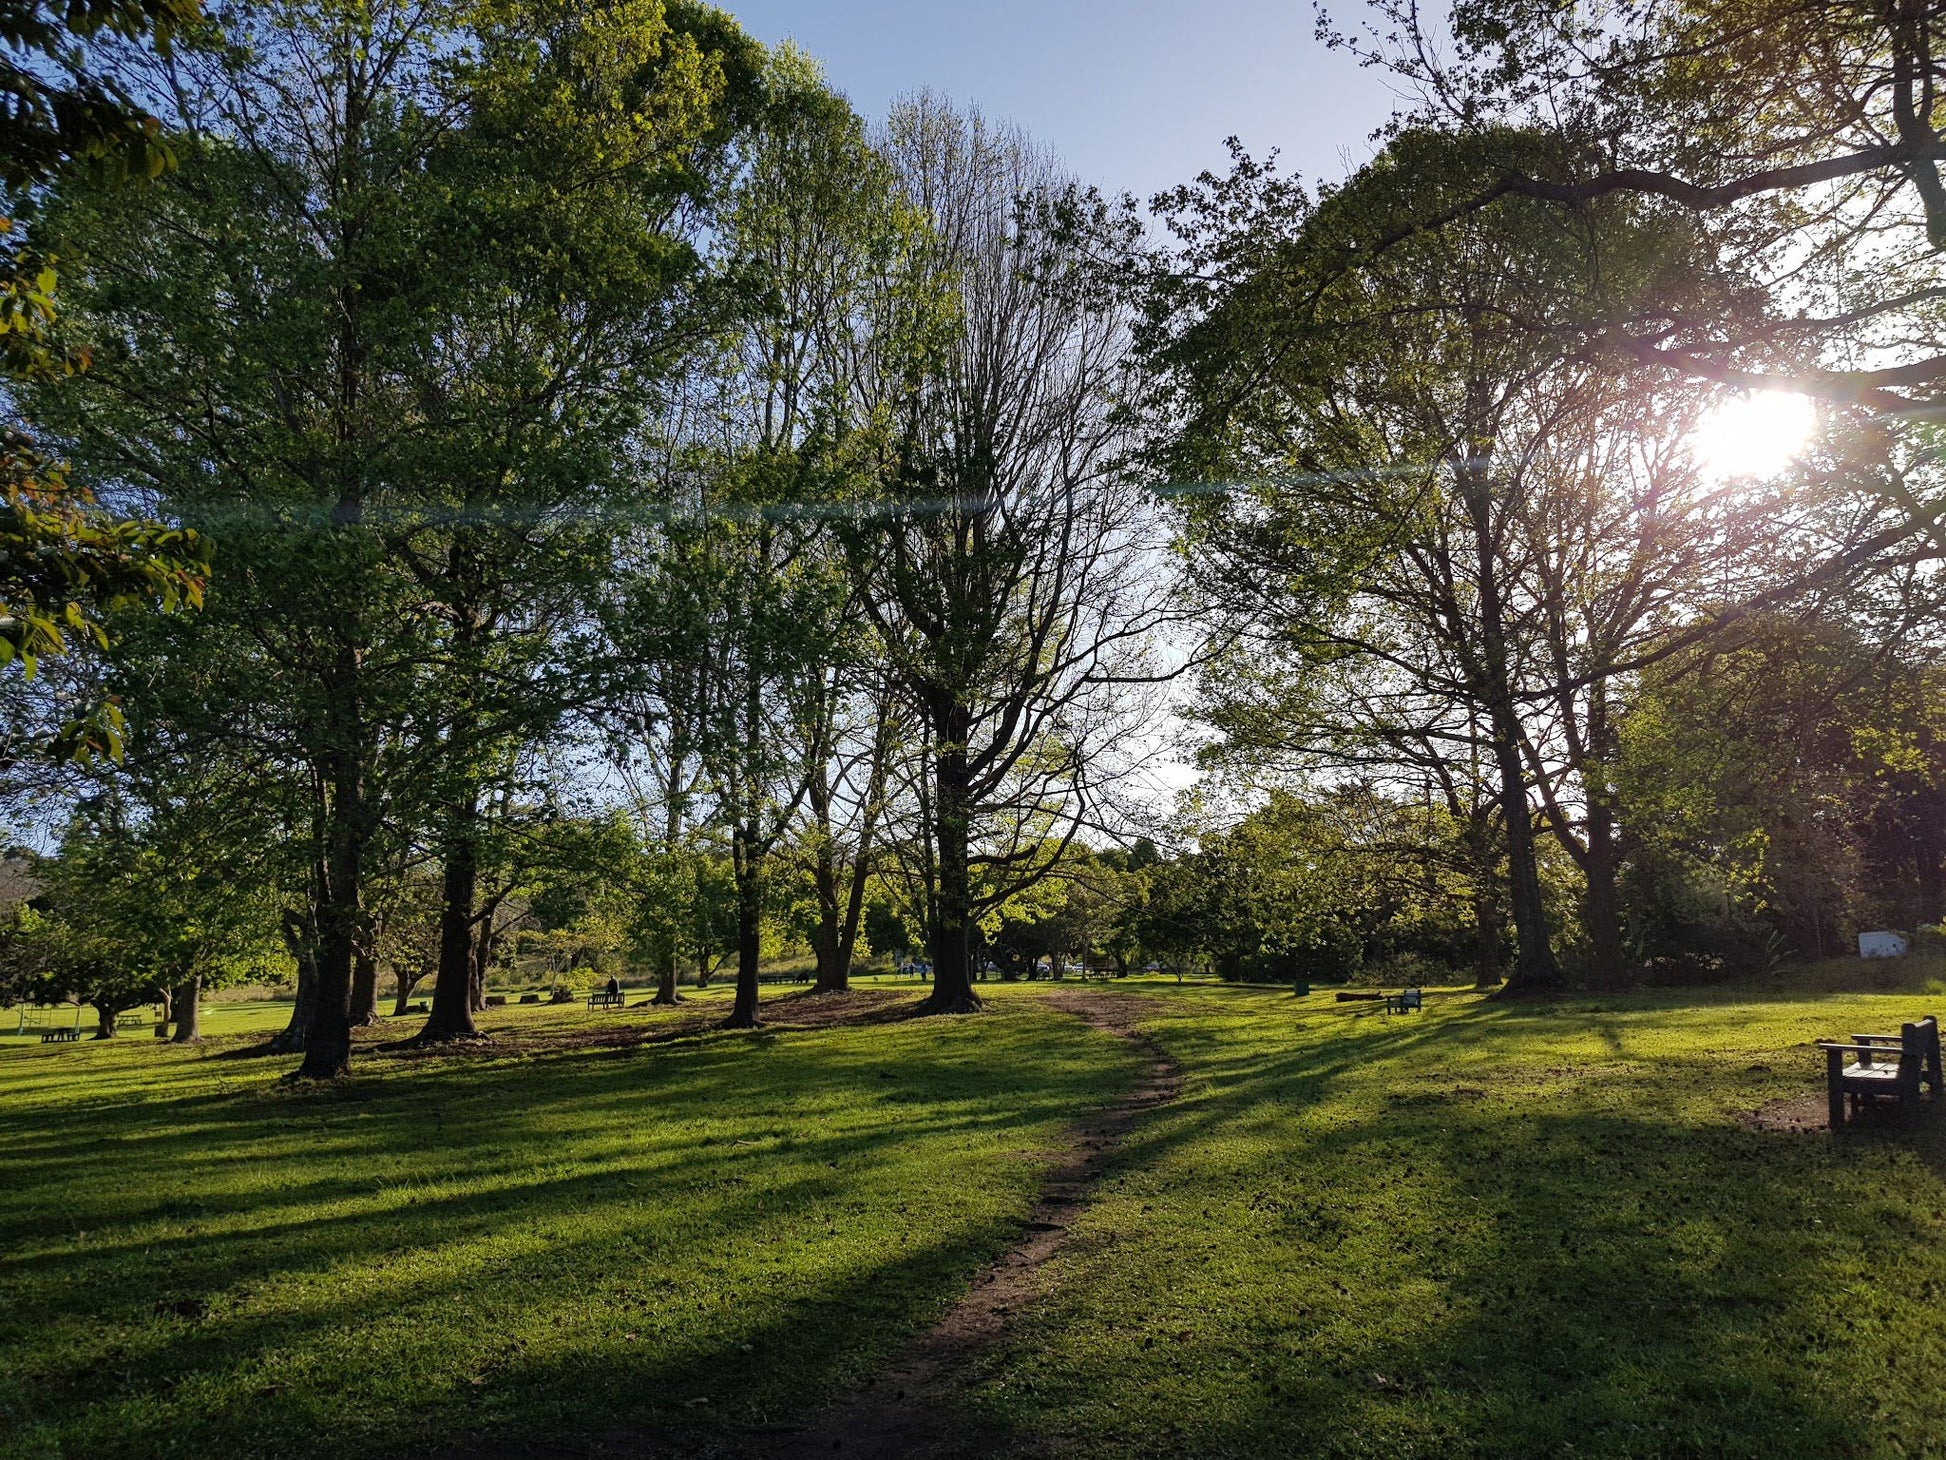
[417,798,484,1042]
[348,942,379,1027]
[1470,881,1504,989]
[1457,453,1561,998]
[91,1002,119,1039]
[724,826,762,1029]
[924,730,980,1014]
[299,899,356,1077]
[1582,796,1625,988]
[835,831,873,991]
[1915,799,1945,926]
[812,723,887,994]
[1464,811,1504,988]
[653,948,680,1005]
[470,910,495,1011]
[271,908,317,1053]
[810,828,846,993]
[1488,709,1559,994]
[297,749,363,1079]
[171,975,202,1042]
[392,958,431,1016]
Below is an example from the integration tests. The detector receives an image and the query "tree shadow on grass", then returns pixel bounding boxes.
[959,988,1946,1458]
[0,1004,1139,1460]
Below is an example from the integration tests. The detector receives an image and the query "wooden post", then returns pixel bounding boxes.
[1826,1046,1846,1129]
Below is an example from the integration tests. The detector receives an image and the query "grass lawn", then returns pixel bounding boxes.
[0,989,1139,1459]
[7,973,1946,1458]
[970,973,1946,1458]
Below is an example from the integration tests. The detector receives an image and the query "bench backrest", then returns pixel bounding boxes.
[1913,1016,1942,1094]
[1862,1019,1936,1096]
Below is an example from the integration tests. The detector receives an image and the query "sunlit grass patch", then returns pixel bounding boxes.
[972,981,1946,1459]
[0,993,1139,1459]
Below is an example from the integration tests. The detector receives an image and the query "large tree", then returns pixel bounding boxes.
[853,97,1177,1013]
[32,0,759,1076]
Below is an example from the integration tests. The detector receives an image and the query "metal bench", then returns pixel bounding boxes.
[1818,1016,1941,1127]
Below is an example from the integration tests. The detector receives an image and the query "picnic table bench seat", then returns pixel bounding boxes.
[1818,1016,1941,1127]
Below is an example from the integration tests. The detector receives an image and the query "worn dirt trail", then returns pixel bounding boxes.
[441,990,1179,1460]
[753,989,1180,1460]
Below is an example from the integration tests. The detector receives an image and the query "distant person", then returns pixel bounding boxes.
[606,975,619,1001]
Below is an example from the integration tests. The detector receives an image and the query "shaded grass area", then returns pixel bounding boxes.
[0,992,1140,1460]
[970,977,1946,1459]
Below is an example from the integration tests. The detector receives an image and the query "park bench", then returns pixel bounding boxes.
[587,989,624,1010]
[40,1028,78,1043]
[1383,988,1424,1016]
[1817,1016,1942,1127]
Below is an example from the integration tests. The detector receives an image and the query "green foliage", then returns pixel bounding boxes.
[0,0,210,755]
[1616,615,1946,974]
[0,804,278,1021]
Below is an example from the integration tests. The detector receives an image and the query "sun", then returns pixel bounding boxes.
[1691,390,1820,480]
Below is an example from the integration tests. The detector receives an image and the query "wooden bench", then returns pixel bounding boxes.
[40,1028,78,1043]
[1383,988,1423,1015]
[586,990,625,1010]
[1818,1016,1942,1127]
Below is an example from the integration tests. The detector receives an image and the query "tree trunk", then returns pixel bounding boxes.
[1470,880,1503,989]
[154,985,173,1039]
[295,644,366,1079]
[1458,451,1561,998]
[348,941,379,1027]
[270,908,317,1053]
[417,797,485,1042]
[808,753,847,992]
[835,828,874,991]
[811,833,846,993]
[392,957,431,1016]
[924,729,981,1014]
[653,947,681,1005]
[724,825,762,1029]
[171,974,202,1043]
[470,906,495,1010]
[92,1002,118,1039]
[1582,795,1625,988]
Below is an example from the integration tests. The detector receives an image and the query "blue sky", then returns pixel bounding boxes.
[720,1,1402,203]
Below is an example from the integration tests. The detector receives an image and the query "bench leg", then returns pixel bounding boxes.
[1826,1048,1846,1129]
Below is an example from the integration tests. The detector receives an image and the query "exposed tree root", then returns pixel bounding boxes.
[917,990,984,1016]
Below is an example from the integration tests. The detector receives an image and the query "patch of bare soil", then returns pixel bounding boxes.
[1741,1090,1945,1135]
[1739,1093,1832,1133]
[748,989,1180,1460]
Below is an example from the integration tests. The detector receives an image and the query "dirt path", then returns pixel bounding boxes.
[753,989,1180,1460]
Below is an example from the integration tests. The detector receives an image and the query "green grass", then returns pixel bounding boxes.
[969,976,1946,1458]
[0,991,1139,1459]
[9,973,1946,1458]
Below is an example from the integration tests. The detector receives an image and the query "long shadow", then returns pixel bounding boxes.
[0,1001,1140,1460]
[957,984,1946,1458]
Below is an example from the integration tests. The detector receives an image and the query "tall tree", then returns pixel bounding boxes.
[853,97,1175,1013]
[34,0,759,1076]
